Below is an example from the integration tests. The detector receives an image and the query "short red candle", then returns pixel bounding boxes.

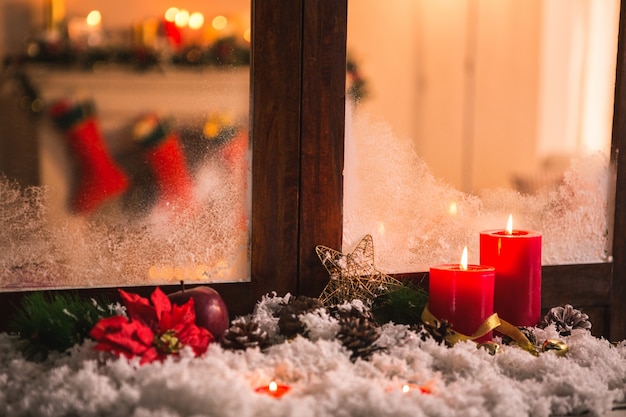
[428,263,495,342]
[480,229,542,327]
[401,383,431,394]
[254,381,291,398]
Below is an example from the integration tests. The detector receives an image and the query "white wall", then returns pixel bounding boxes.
[348,0,541,193]
[347,0,618,194]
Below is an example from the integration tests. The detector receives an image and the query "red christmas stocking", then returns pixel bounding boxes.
[219,130,249,231]
[134,114,195,210]
[49,99,129,214]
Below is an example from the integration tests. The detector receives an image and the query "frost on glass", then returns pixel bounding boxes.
[343,112,612,273]
[0,146,250,291]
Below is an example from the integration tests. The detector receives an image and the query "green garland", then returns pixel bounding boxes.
[346,55,369,104]
[9,292,112,361]
[7,282,590,362]
[371,279,429,327]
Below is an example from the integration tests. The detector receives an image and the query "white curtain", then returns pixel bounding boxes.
[537,0,619,158]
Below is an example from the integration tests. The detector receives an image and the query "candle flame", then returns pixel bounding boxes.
[460,246,468,271]
[448,201,458,216]
[506,214,513,235]
[269,381,278,392]
[402,384,410,393]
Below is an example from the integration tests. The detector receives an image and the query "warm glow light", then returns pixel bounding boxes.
[448,201,458,216]
[148,265,158,280]
[255,381,291,398]
[243,28,251,42]
[149,264,209,281]
[397,383,431,394]
[188,12,204,30]
[460,246,468,270]
[175,9,190,27]
[212,15,228,30]
[506,214,513,235]
[164,7,179,22]
[148,265,175,280]
[86,10,101,26]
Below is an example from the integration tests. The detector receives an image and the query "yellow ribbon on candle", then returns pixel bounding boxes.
[421,305,539,356]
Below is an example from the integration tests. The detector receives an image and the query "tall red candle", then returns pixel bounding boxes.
[480,217,542,327]
[429,250,495,342]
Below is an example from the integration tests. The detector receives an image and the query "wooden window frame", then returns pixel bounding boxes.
[289,0,626,341]
[0,0,347,327]
[1,0,625,342]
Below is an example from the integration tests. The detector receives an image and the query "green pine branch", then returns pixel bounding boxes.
[9,292,111,361]
[372,280,429,326]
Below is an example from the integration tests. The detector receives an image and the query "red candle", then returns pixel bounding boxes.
[429,248,495,342]
[480,215,542,327]
[401,383,431,394]
[254,381,291,398]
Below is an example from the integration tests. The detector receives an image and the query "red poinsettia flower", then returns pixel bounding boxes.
[90,287,213,364]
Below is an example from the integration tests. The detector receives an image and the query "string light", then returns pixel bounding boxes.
[86,10,101,26]
[212,15,228,31]
[189,12,204,30]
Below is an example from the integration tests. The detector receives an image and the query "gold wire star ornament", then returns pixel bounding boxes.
[316,234,402,306]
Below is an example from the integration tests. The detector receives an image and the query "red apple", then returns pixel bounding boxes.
[168,286,230,341]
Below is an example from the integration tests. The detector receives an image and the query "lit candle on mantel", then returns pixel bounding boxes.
[429,247,495,342]
[480,215,542,327]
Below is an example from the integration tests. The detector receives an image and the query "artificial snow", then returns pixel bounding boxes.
[0,103,614,289]
[343,112,612,272]
[0,294,624,417]
[0,138,250,290]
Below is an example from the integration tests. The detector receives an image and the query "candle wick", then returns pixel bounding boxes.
[506,214,514,234]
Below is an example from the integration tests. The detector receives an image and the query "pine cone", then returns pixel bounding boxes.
[221,316,270,350]
[327,303,372,321]
[419,318,454,346]
[540,304,592,336]
[278,296,323,339]
[501,326,538,347]
[336,316,382,362]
